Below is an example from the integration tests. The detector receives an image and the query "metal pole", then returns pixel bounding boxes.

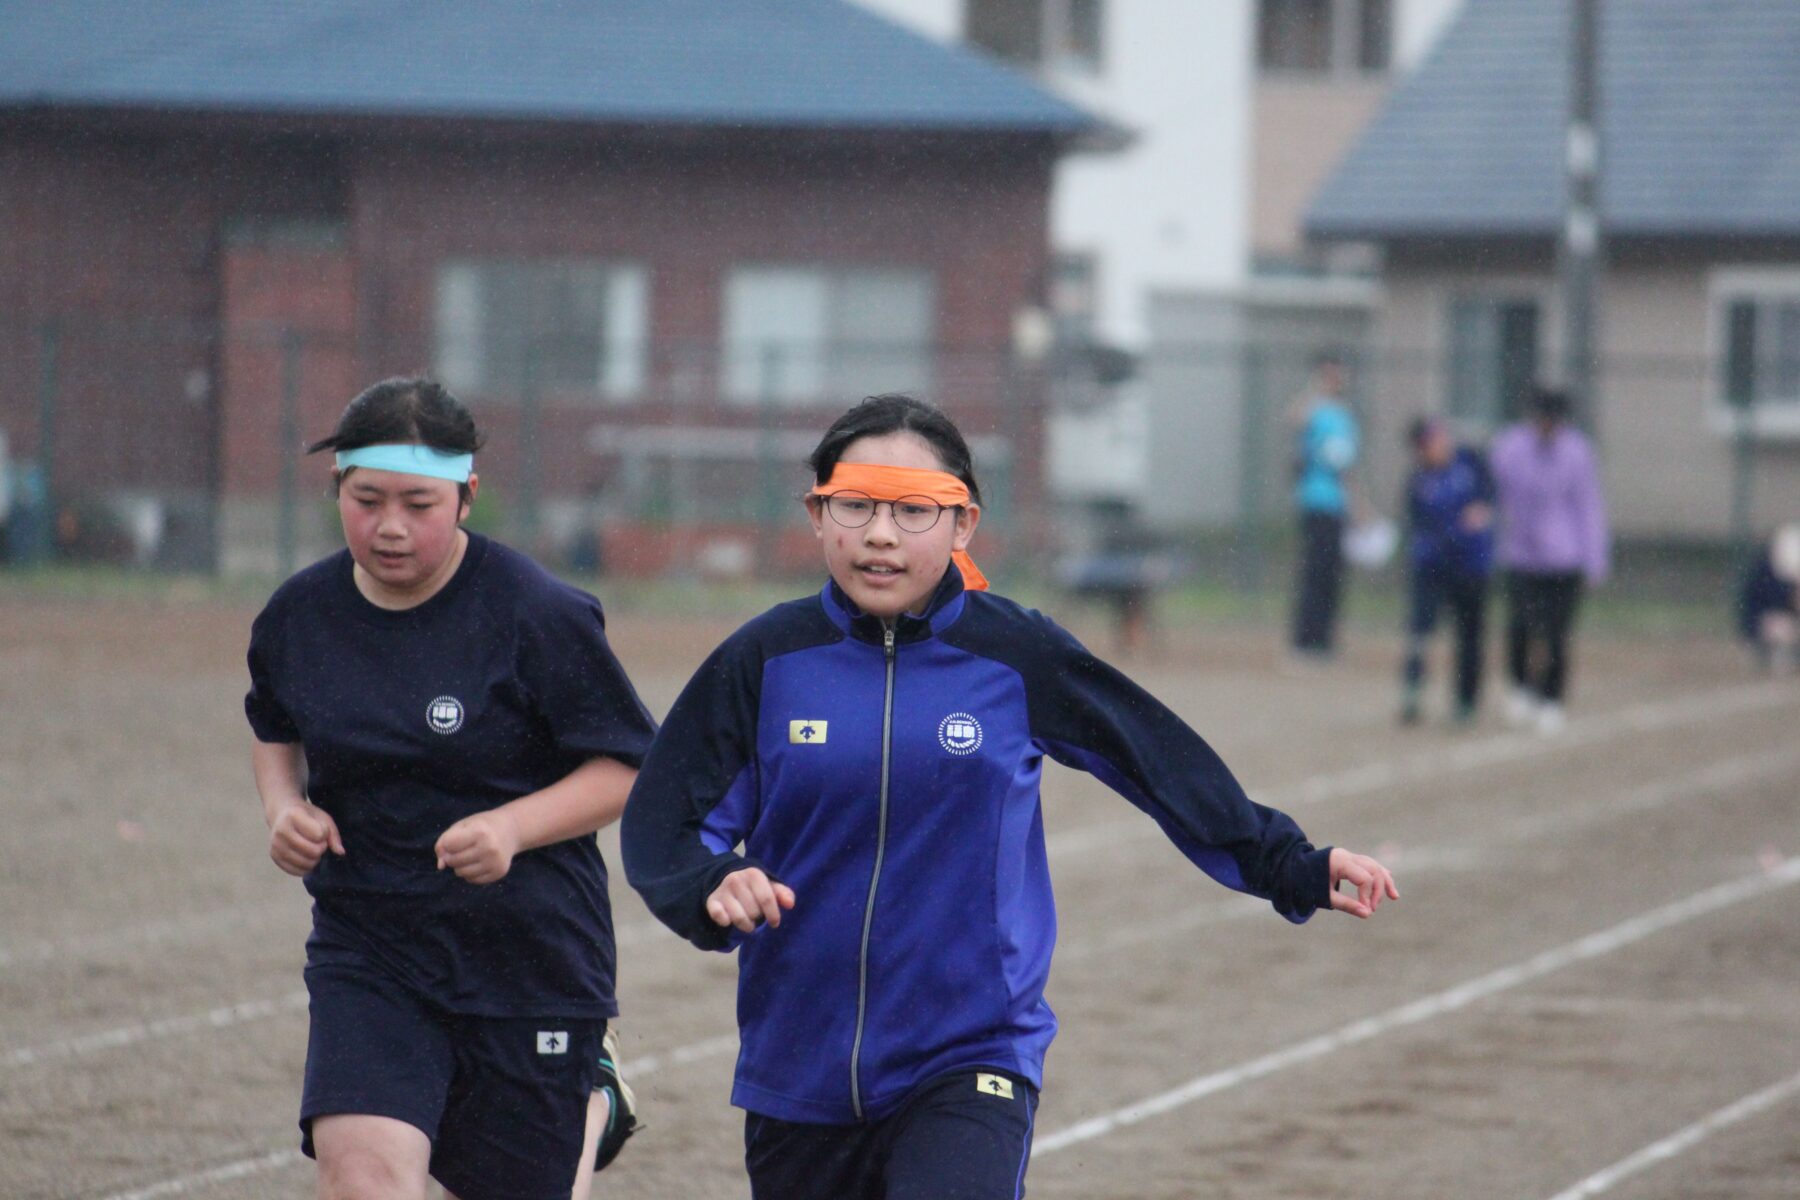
[278,329,301,579]
[520,348,541,544]
[1236,344,1268,593]
[1559,0,1602,434]
[35,320,62,558]
[757,345,783,574]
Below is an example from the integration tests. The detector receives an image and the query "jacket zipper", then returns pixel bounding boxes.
[849,622,897,1120]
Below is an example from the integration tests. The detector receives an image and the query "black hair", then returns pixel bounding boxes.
[808,394,983,506]
[308,376,483,504]
[1529,386,1572,422]
[1407,415,1437,448]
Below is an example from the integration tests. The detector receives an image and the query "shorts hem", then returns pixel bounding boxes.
[298,1097,441,1158]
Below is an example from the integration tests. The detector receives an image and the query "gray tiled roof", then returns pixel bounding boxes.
[0,0,1099,137]
[1306,0,1800,241]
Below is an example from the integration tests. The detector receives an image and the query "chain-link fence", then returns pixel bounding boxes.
[2,313,1788,602]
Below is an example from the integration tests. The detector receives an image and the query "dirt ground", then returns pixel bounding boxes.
[2,588,1796,1200]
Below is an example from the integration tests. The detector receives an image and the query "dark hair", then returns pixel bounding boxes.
[808,394,983,506]
[1407,415,1440,448]
[308,376,483,503]
[1529,386,1572,421]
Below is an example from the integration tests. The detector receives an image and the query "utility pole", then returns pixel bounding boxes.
[1559,0,1602,434]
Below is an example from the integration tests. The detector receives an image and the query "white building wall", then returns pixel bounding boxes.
[1396,0,1462,69]
[850,0,962,41]
[1050,4,1252,348]
[851,0,1253,349]
[851,0,1461,352]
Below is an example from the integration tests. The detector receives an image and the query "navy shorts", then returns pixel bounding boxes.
[744,1069,1038,1200]
[300,958,604,1200]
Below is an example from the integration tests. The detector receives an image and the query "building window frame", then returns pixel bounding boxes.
[1707,267,1800,439]
[721,263,936,408]
[1444,291,1542,431]
[1256,0,1390,78]
[432,258,648,404]
[965,0,1105,76]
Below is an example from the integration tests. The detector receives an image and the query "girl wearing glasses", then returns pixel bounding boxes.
[245,377,653,1200]
[622,393,1397,1199]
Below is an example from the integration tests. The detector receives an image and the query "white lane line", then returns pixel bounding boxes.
[16,680,1788,982]
[631,1031,738,1076]
[2,991,309,1069]
[97,1149,306,1200]
[79,785,1798,1198]
[0,901,297,972]
[84,1031,746,1200]
[1055,743,1800,963]
[38,741,1800,1076]
[1031,856,1800,1157]
[1543,1066,1800,1200]
[1044,679,1796,861]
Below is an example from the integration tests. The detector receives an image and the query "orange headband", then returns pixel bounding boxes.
[809,463,988,592]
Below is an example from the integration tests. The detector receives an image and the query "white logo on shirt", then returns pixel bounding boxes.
[938,712,983,756]
[536,1030,569,1055]
[426,696,465,735]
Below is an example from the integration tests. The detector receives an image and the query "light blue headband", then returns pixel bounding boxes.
[334,443,474,483]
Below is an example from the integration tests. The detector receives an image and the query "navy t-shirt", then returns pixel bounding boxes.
[245,533,656,1018]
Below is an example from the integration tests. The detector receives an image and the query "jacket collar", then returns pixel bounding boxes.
[821,564,969,645]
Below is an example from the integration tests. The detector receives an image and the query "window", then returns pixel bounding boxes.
[966,0,1104,74]
[1257,0,1390,75]
[722,266,934,406]
[434,260,646,401]
[1049,251,1099,346]
[1447,297,1539,426]
[1720,290,1800,408]
[1357,0,1391,71]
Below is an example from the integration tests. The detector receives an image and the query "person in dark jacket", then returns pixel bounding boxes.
[245,378,653,1200]
[1737,524,1800,675]
[622,394,1399,1200]
[1399,417,1496,725]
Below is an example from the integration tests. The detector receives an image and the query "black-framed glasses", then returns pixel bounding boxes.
[818,490,952,533]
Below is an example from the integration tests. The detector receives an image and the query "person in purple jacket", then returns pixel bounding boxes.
[1488,387,1610,735]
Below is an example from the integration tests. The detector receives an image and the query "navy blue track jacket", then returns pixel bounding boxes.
[622,568,1333,1125]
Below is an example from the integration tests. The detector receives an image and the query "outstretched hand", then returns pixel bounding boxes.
[1328,847,1398,918]
[707,867,797,932]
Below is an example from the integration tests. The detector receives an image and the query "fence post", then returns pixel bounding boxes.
[519,351,541,545]
[756,345,784,575]
[34,320,62,561]
[1236,343,1268,593]
[278,329,301,580]
[1726,352,1756,565]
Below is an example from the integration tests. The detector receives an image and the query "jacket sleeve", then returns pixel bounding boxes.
[621,634,769,950]
[1018,614,1332,922]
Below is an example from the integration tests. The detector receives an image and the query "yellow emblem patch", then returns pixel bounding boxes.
[788,720,828,745]
[975,1073,1014,1100]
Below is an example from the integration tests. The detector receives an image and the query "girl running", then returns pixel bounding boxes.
[245,377,655,1200]
[622,393,1398,1200]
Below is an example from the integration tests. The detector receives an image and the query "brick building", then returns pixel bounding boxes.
[0,0,1107,572]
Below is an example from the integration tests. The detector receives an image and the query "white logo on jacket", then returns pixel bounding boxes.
[938,712,983,755]
[536,1030,568,1055]
[426,696,464,735]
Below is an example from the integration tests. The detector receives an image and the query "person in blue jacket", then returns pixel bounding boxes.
[1289,352,1361,659]
[245,377,654,1200]
[622,394,1399,1200]
[1399,416,1496,725]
